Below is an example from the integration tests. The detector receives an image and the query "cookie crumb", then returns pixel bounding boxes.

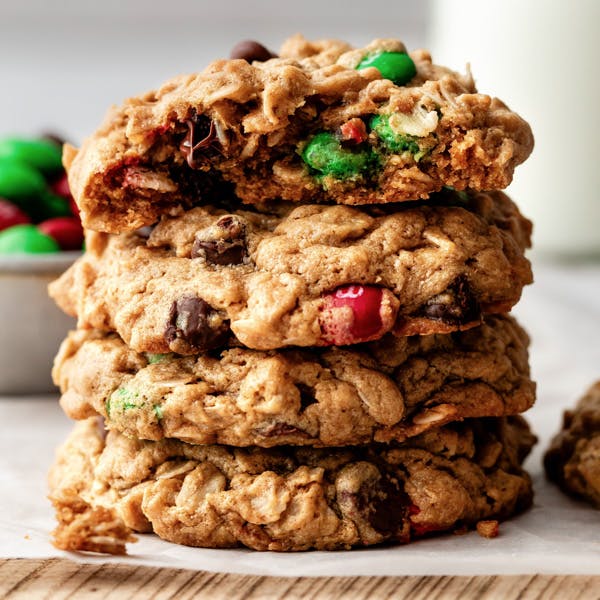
[476,520,499,538]
[50,487,136,555]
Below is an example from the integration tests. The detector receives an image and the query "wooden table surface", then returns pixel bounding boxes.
[1,560,598,599]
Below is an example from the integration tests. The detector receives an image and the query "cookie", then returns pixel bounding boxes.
[544,381,600,508]
[49,415,535,553]
[53,316,535,447]
[49,190,532,353]
[64,35,534,233]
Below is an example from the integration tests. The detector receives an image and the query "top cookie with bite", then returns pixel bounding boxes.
[66,35,534,233]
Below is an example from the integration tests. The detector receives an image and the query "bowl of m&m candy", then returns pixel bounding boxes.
[0,135,82,395]
[0,135,83,254]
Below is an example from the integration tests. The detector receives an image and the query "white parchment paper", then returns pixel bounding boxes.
[1,262,599,576]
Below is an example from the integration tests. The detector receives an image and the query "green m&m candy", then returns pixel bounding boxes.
[370,115,420,154]
[356,51,416,86]
[0,159,47,206]
[301,132,375,180]
[106,387,140,417]
[0,137,63,176]
[0,224,60,254]
[28,190,71,222]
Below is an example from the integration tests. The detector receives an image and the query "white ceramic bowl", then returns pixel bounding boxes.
[0,252,80,395]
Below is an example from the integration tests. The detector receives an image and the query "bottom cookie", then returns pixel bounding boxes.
[49,416,535,553]
[544,381,600,508]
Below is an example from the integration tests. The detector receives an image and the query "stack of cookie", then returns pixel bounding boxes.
[48,36,537,554]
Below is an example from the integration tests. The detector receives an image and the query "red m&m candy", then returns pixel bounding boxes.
[0,199,30,232]
[38,216,84,251]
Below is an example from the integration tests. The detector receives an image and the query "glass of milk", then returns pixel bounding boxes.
[427,0,600,258]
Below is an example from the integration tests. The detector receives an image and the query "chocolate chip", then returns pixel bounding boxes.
[368,476,408,534]
[260,422,309,438]
[339,472,407,535]
[170,165,235,210]
[192,238,246,265]
[420,276,481,325]
[297,383,318,412]
[230,40,276,62]
[164,296,230,351]
[180,113,220,169]
[191,215,247,265]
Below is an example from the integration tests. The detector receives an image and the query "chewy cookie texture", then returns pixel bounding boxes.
[545,381,600,508]
[53,316,534,447]
[49,190,532,353]
[64,36,534,233]
[49,416,535,553]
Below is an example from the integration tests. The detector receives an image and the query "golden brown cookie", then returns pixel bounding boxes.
[64,35,534,233]
[53,316,535,447]
[49,191,532,352]
[544,381,600,508]
[49,415,535,552]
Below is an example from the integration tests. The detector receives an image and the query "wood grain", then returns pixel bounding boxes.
[1,560,598,599]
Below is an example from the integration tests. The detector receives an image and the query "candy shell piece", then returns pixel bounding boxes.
[0,159,47,205]
[0,199,30,232]
[0,223,60,254]
[38,217,84,251]
[0,137,63,175]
